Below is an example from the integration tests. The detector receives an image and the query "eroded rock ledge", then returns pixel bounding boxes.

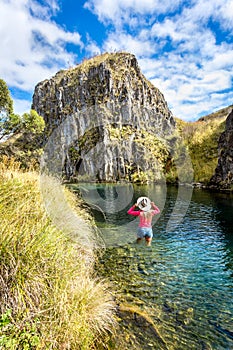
[32,52,177,183]
[209,109,233,191]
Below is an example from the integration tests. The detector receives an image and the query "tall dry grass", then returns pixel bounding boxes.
[0,156,116,349]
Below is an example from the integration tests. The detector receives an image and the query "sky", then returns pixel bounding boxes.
[0,0,232,121]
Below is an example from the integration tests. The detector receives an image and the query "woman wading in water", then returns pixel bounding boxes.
[127,197,160,246]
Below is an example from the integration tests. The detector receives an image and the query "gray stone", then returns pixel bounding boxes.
[210,109,233,189]
[32,52,176,182]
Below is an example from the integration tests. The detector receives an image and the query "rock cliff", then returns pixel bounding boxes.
[32,52,177,182]
[210,109,233,189]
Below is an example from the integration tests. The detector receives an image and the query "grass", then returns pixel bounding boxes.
[0,156,116,349]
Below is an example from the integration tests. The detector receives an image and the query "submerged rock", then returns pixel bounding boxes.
[115,303,169,350]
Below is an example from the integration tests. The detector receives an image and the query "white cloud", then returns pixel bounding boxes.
[1,0,232,121]
[104,0,233,120]
[199,70,231,89]
[84,0,180,27]
[103,31,157,56]
[27,0,60,19]
[85,34,102,56]
[0,0,83,112]
[151,19,195,43]
[205,50,233,71]
[210,0,233,30]
[142,40,233,120]
[13,98,32,116]
[84,0,119,24]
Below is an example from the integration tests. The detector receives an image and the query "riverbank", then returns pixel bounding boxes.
[0,157,116,349]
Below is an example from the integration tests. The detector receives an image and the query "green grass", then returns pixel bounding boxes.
[0,157,116,350]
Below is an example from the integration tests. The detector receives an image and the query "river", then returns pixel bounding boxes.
[72,183,233,349]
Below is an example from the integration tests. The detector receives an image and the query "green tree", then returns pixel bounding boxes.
[1,112,22,139]
[0,78,13,116]
[0,79,45,140]
[0,110,45,140]
[21,109,45,134]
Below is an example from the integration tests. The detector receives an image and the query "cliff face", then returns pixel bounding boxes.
[32,52,176,182]
[210,109,233,189]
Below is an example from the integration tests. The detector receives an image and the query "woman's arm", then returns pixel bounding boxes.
[151,202,160,214]
[127,204,140,216]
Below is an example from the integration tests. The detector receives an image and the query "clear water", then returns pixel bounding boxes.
[74,183,233,349]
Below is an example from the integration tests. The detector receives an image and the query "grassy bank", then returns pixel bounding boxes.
[0,157,116,349]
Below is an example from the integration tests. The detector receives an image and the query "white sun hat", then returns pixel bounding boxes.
[136,197,151,211]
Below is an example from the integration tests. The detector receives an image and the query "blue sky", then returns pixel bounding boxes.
[0,0,232,121]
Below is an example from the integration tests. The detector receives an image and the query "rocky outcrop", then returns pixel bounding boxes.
[210,109,233,189]
[198,105,233,122]
[32,52,177,182]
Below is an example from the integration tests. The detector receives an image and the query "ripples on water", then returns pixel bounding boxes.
[76,184,233,349]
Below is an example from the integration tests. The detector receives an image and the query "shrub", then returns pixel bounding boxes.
[0,158,116,349]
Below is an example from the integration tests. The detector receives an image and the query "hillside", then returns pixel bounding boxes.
[176,113,227,184]
[198,105,233,122]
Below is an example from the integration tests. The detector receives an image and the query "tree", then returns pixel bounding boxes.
[0,78,14,139]
[1,113,22,139]
[0,78,45,140]
[0,110,45,140]
[0,78,13,116]
[21,110,45,134]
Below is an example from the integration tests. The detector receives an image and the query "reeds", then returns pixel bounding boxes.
[0,157,116,349]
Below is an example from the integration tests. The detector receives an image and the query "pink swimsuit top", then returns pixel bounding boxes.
[127,205,160,227]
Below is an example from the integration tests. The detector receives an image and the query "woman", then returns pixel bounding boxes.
[127,196,160,246]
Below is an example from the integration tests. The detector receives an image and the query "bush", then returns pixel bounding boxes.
[0,159,116,349]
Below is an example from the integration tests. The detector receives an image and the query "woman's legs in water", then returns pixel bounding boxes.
[145,236,152,246]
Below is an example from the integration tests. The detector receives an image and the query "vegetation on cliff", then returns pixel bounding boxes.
[176,114,227,184]
[0,157,116,350]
